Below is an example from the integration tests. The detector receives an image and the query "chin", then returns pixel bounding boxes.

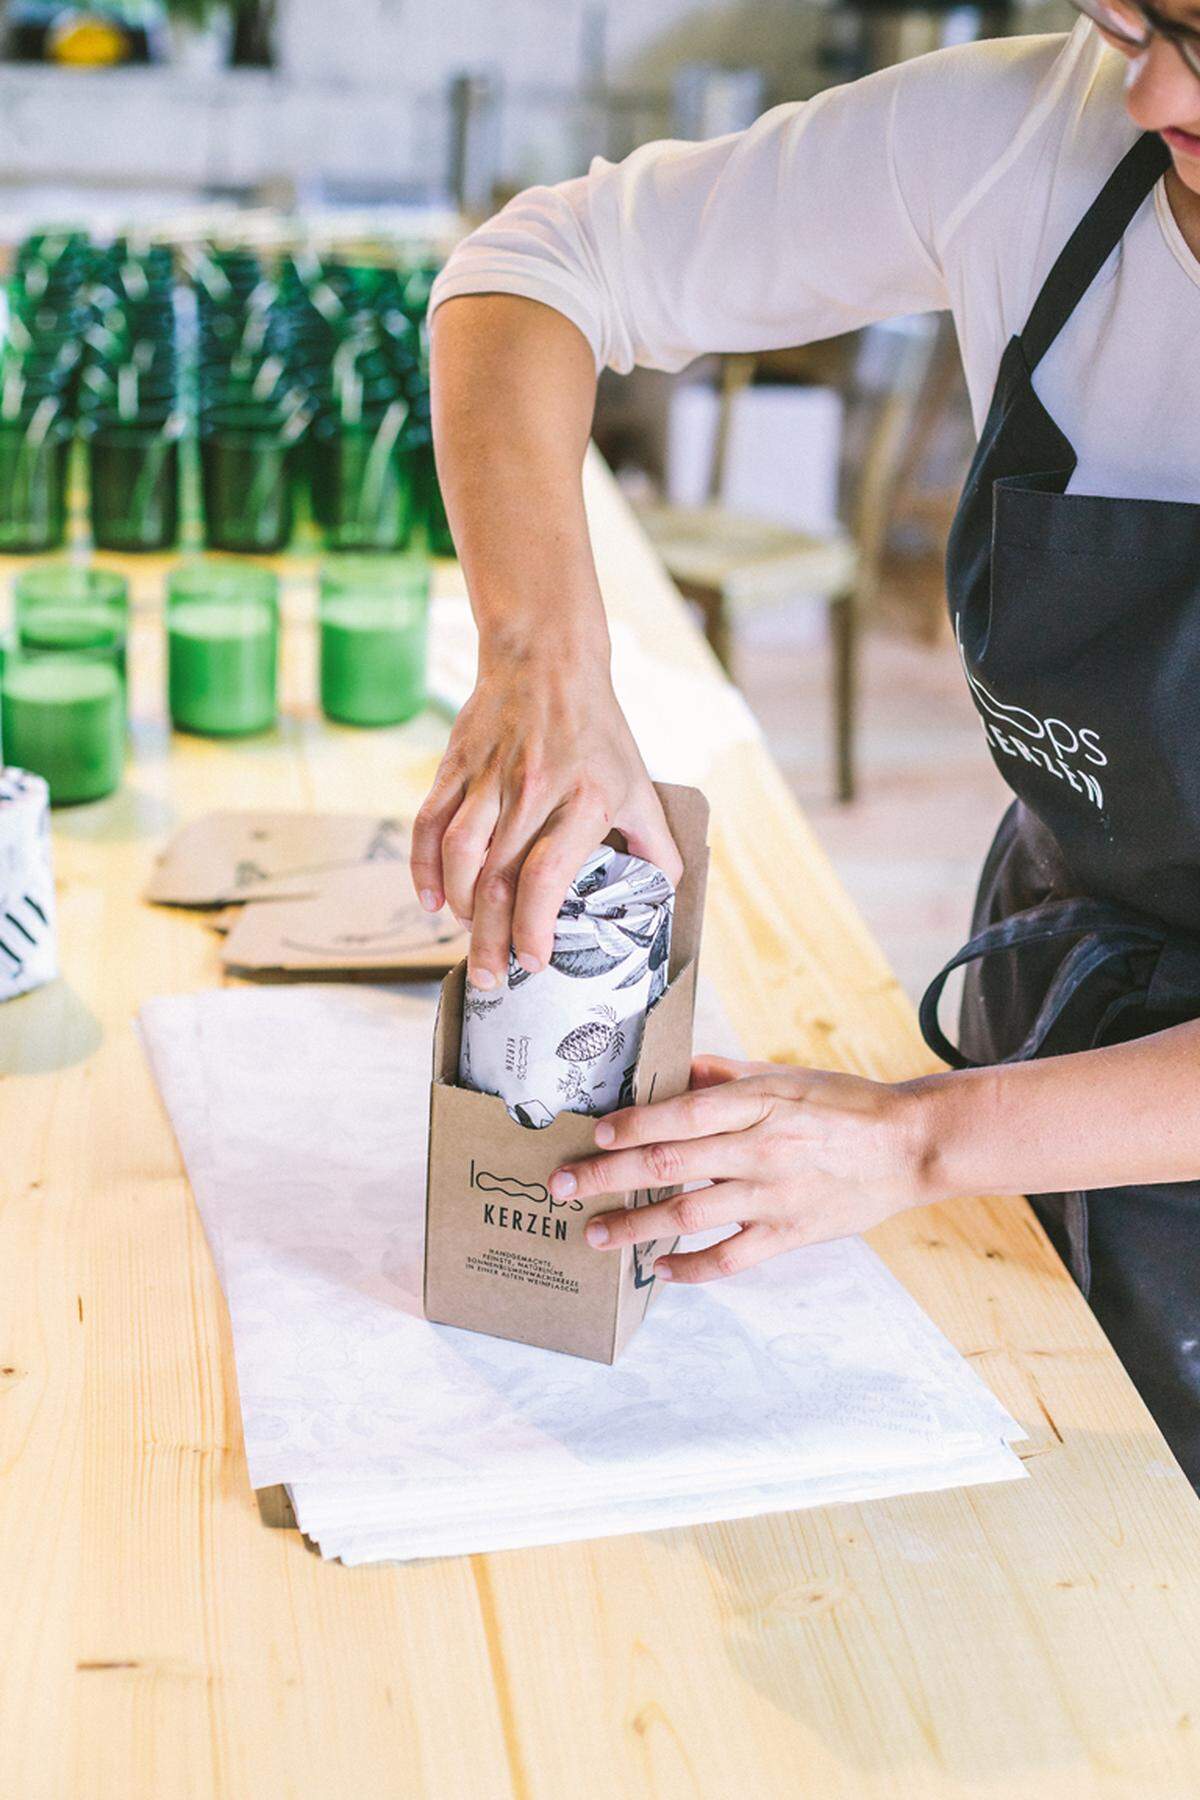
[1170,149,1200,194]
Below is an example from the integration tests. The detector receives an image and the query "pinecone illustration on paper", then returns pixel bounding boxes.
[556,1005,626,1109]
[556,1004,625,1066]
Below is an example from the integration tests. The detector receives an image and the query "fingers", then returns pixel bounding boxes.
[690,1053,761,1090]
[467,796,547,987]
[440,787,501,936]
[410,760,466,912]
[654,1223,779,1285]
[582,1180,760,1249]
[590,1079,770,1154]
[554,1131,750,1205]
[509,794,611,973]
[620,785,684,887]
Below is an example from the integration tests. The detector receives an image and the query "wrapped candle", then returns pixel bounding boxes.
[460,847,674,1128]
[0,768,57,999]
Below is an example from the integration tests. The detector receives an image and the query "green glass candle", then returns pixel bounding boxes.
[0,645,124,805]
[166,563,279,737]
[318,556,430,727]
[15,567,129,674]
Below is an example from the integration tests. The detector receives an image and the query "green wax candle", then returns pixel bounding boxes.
[167,599,277,737]
[1,654,124,804]
[18,603,120,650]
[319,594,427,726]
[15,568,129,669]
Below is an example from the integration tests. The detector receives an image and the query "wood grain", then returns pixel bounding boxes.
[1,455,1198,1799]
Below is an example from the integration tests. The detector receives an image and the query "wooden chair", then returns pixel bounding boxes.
[634,325,936,801]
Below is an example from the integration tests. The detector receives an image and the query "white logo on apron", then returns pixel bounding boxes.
[956,619,1107,810]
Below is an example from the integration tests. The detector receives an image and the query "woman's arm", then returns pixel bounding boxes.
[412,294,681,991]
[414,37,1058,976]
[547,1021,1200,1283]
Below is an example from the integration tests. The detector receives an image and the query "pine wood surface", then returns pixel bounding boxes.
[1,451,1198,1800]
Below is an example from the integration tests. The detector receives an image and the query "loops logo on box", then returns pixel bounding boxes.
[957,621,1107,811]
[469,1158,581,1243]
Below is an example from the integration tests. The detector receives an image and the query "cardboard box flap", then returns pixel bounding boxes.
[433,962,467,1083]
[652,782,710,980]
[633,958,698,1108]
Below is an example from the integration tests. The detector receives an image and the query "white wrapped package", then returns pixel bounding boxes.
[0,768,56,1001]
[460,846,674,1128]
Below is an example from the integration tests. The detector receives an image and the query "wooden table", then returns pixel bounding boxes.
[2,456,1199,1800]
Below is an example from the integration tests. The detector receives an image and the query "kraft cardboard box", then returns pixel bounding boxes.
[424,783,709,1364]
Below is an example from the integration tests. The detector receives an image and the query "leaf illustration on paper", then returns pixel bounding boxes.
[648,909,671,972]
[614,955,649,990]
[548,943,628,981]
[506,949,535,989]
[573,859,609,899]
[464,991,504,1020]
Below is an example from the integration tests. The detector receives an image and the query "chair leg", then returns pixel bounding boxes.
[829,588,858,804]
[681,580,733,676]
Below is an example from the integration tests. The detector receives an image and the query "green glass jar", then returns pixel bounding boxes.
[314,407,419,554]
[0,413,72,554]
[0,642,125,804]
[200,410,297,555]
[14,564,129,677]
[87,424,180,552]
[166,561,280,737]
[318,554,430,727]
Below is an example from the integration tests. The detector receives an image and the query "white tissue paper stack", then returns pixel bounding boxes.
[0,768,57,1001]
[139,982,1026,1565]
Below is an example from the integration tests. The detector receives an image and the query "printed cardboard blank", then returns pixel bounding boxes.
[222,864,467,975]
[146,810,413,907]
[424,782,710,1365]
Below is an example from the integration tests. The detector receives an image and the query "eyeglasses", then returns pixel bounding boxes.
[1070,0,1200,79]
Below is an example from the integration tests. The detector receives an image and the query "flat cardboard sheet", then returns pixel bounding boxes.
[146,809,413,907]
[221,863,468,974]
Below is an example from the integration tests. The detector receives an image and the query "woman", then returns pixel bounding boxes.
[414,5,1200,1484]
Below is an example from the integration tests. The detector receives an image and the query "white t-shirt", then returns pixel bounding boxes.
[429,21,1200,504]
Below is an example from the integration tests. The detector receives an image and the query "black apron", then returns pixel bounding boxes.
[918,131,1200,1487]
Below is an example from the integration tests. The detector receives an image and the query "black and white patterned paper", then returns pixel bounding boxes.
[0,768,57,1000]
[460,847,674,1127]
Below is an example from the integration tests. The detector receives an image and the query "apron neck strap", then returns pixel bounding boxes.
[1019,132,1170,373]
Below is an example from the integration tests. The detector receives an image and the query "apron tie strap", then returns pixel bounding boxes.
[918,899,1200,1070]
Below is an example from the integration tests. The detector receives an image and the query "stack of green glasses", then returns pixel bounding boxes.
[0,233,90,553]
[79,239,181,553]
[194,249,310,554]
[304,263,423,553]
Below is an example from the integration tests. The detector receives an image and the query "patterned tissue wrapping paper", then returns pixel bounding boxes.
[0,768,57,1001]
[460,847,674,1128]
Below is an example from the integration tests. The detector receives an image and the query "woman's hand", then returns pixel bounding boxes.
[411,653,681,991]
[548,1053,939,1283]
